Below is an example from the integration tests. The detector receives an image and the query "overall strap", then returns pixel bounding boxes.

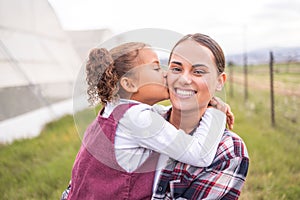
[83,103,139,173]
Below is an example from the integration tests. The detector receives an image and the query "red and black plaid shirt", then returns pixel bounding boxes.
[152,130,249,200]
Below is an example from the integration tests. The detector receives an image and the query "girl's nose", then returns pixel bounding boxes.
[163,70,167,79]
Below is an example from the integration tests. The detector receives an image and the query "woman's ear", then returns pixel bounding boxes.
[216,72,227,91]
[120,77,138,93]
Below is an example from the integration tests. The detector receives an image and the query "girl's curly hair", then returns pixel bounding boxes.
[86,42,148,106]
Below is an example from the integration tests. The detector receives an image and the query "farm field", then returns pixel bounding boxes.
[0,63,299,199]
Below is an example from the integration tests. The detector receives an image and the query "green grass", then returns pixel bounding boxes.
[225,65,300,199]
[0,65,299,199]
[226,93,300,200]
[0,115,81,199]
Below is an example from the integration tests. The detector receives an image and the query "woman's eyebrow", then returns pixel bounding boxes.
[171,61,208,68]
[192,63,208,68]
[170,61,183,66]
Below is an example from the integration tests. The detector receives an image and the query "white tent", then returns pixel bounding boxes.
[0,0,82,143]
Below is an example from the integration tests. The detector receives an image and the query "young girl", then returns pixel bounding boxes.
[64,42,231,199]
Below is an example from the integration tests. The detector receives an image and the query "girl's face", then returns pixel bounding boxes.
[129,48,169,105]
[167,39,226,112]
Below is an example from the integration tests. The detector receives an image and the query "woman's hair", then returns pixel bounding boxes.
[169,33,225,74]
[86,42,148,106]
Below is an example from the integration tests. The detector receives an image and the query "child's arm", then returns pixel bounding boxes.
[119,104,226,167]
[209,97,234,130]
[187,97,234,165]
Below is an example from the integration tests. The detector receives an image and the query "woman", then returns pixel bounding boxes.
[152,33,249,199]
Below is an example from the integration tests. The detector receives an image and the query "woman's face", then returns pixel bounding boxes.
[129,47,169,105]
[167,39,225,112]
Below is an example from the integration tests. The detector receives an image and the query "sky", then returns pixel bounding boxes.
[48,0,300,55]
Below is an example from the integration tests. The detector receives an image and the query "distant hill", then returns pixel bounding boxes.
[226,46,300,66]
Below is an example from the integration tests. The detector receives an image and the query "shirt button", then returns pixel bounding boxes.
[158,186,163,191]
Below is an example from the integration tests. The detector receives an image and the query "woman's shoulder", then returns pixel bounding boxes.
[215,129,249,160]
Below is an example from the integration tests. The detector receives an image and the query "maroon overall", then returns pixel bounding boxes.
[68,104,159,200]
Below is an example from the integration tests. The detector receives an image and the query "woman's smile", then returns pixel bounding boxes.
[174,88,197,98]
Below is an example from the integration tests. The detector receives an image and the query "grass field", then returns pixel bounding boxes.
[225,63,300,199]
[0,63,299,199]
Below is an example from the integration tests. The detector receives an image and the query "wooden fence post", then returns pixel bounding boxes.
[244,53,248,101]
[228,62,234,98]
[269,51,275,127]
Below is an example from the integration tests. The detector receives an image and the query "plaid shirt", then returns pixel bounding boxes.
[152,130,249,200]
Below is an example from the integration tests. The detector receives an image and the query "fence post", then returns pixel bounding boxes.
[228,61,234,98]
[243,53,248,101]
[269,51,275,127]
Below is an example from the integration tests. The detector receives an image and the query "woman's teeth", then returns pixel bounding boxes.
[175,89,195,97]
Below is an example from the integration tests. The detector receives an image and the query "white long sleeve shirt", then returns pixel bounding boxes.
[102,99,226,173]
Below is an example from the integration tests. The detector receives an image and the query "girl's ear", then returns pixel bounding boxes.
[120,77,138,93]
[216,72,227,91]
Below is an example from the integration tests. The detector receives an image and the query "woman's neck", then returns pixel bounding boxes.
[169,107,206,134]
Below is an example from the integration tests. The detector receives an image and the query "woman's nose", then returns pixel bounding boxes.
[179,72,192,85]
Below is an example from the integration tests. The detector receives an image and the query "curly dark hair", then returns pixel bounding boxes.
[86,42,148,106]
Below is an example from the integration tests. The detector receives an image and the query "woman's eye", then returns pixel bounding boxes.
[194,69,207,75]
[170,67,182,73]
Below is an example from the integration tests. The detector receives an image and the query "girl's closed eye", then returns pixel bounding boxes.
[151,62,161,71]
[153,65,161,71]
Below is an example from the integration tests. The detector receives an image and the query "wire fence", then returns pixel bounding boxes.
[226,54,300,134]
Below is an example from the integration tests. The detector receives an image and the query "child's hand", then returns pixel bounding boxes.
[209,97,234,130]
